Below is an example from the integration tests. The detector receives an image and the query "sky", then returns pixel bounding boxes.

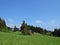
[0,0,60,31]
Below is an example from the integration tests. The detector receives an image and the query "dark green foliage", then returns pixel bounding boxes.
[21,28,32,35]
[0,18,6,28]
[7,26,13,32]
[43,29,48,34]
[26,25,34,33]
[0,17,6,32]
[20,21,33,35]
[20,20,50,35]
[0,17,12,32]
[20,20,27,31]
[52,28,60,37]
[13,26,19,32]
[1,17,60,37]
[45,31,52,36]
[20,21,47,35]
[27,25,44,34]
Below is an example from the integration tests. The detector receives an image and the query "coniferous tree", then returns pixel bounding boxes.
[52,28,60,37]
[20,20,33,35]
[0,17,6,32]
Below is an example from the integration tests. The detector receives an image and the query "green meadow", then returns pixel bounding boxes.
[0,32,60,45]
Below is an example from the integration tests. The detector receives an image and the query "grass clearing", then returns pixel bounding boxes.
[0,32,60,45]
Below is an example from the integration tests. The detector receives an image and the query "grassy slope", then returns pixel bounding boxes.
[0,32,60,45]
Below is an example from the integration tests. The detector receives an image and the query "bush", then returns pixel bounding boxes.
[21,28,32,35]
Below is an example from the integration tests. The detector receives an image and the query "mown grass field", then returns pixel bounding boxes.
[0,32,60,45]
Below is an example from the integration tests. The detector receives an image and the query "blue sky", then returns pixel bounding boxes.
[0,0,60,31]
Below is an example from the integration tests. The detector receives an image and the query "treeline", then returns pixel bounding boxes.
[0,17,60,37]
[20,21,52,35]
[0,17,19,32]
[52,28,60,37]
[0,18,7,32]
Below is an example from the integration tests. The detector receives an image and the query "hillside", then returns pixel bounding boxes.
[0,32,60,45]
